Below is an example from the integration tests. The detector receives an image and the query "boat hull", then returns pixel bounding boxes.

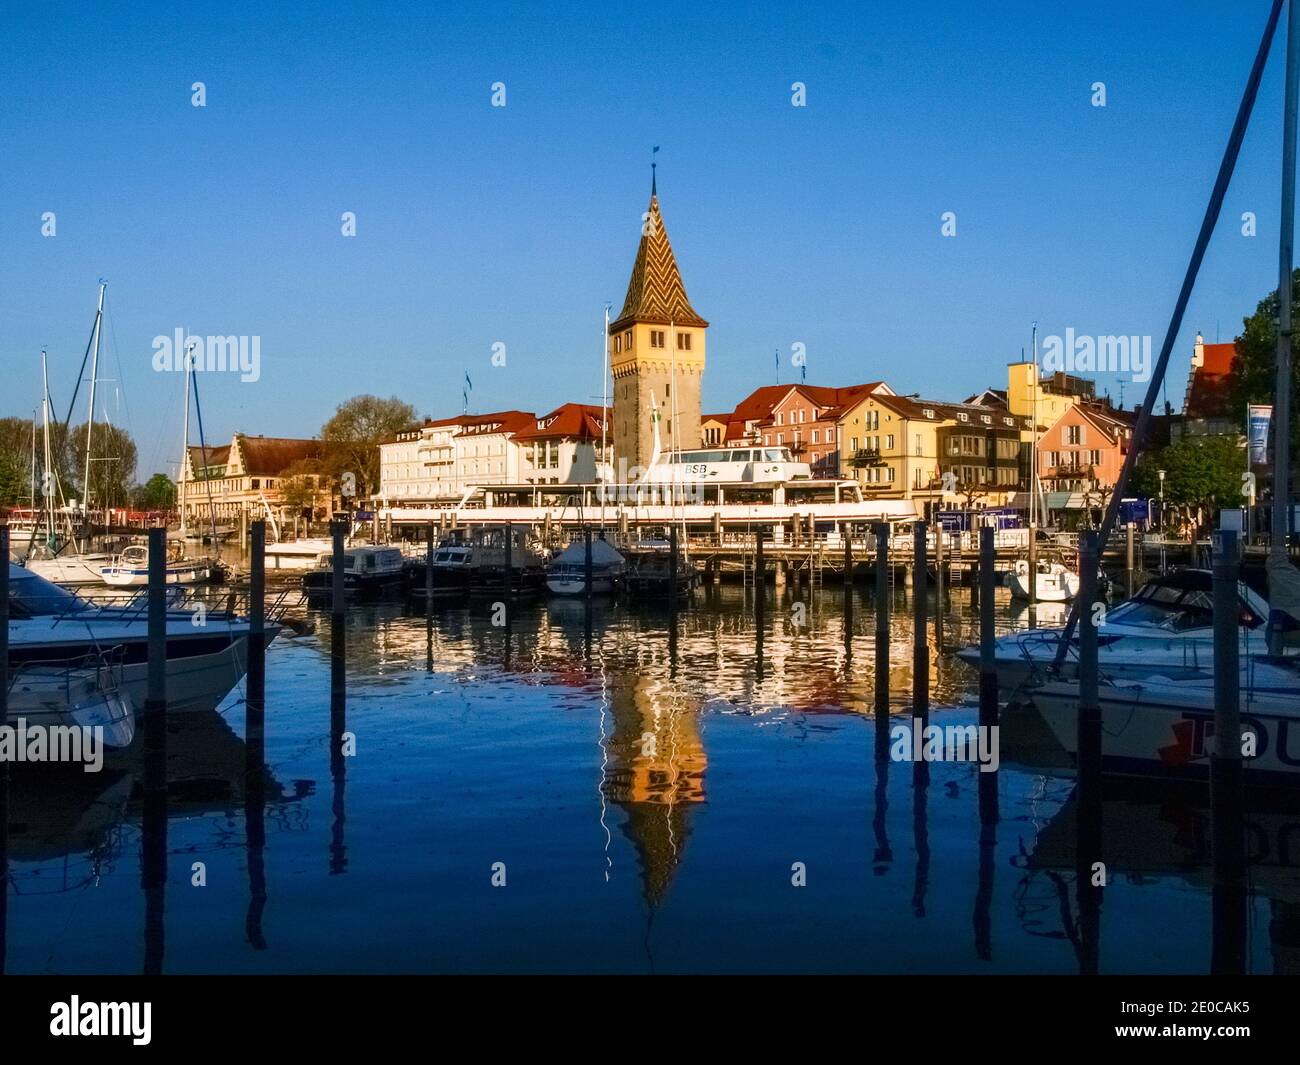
[1032,680,1300,787]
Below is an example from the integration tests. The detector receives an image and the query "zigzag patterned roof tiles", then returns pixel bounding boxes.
[610,192,708,332]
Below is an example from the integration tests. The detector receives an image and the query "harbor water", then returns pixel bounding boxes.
[4,581,1295,974]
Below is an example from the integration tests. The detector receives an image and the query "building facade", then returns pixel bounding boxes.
[747,383,885,478]
[609,182,708,477]
[378,404,609,503]
[1037,403,1134,494]
[180,434,327,525]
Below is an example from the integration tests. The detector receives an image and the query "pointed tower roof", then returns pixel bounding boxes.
[610,190,709,333]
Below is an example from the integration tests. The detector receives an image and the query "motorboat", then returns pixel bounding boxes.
[624,551,699,600]
[1030,666,1300,787]
[1007,558,1079,602]
[406,541,473,600]
[7,650,137,750]
[466,526,547,598]
[8,562,277,715]
[957,569,1278,694]
[264,538,338,572]
[302,545,407,599]
[545,537,625,596]
[101,542,215,587]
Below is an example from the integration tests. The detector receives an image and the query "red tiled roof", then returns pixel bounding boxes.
[511,403,610,442]
[722,381,889,440]
[236,436,323,475]
[1185,341,1237,419]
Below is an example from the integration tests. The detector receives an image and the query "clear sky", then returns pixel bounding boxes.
[0,0,1292,480]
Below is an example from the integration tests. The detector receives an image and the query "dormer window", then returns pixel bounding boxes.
[958,413,968,422]
[923,409,936,419]
[981,415,991,424]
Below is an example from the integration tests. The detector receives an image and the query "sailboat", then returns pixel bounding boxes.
[25,299,117,587]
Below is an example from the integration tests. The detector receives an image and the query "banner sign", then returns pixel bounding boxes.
[1247,404,1272,466]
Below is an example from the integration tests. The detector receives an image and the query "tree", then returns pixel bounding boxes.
[66,422,137,509]
[133,473,175,510]
[1132,435,1245,512]
[0,452,26,506]
[278,457,328,518]
[1229,270,1300,453]
[320,395,416,502]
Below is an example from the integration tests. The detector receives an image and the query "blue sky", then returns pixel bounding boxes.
[0,0,1292,479]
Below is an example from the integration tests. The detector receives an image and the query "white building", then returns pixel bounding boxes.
[378,404,610,503]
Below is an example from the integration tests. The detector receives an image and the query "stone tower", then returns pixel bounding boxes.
[609,180,708,478]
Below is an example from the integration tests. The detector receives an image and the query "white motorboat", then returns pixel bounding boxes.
[957,569,1278,694]
[8,652,137,750]
[1007,558,1079,602]
[8,563,277,715]
[101,542,213,587]
[265,538,338,571]
[1030,668,1300,787]
[546,537,625,596]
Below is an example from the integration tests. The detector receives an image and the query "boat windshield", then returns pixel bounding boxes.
[9,570,91,618]
[1106,583,1263,631]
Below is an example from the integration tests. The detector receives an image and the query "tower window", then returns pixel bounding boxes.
[650,330,666,348]
[624,330,632,349]
[614,335,622,354]
[677,332,691,350]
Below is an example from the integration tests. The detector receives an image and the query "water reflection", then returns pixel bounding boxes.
[3,580,1294,973]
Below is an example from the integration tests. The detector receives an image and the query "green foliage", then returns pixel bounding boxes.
[66,422,137,508]
[1229,268,1300,449]
[1132,435,1246,510]
[133,473,175,509]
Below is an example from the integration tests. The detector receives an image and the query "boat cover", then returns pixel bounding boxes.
[1267,548,1300,647]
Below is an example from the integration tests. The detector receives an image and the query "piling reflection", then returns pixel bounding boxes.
[7,576,1298,974]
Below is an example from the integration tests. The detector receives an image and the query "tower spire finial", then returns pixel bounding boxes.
[651,145,659,196]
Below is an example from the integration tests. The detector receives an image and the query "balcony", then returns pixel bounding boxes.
[849,448,883,468]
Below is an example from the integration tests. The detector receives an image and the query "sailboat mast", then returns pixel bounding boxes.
[29,408,36,509]
[1029,321,1039,529]
[42,352,54,542]
[600,303,610,530]
[82,280,106,516]
[179,363,191,536]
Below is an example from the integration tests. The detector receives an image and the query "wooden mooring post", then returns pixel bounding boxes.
[1211,529,1246,975]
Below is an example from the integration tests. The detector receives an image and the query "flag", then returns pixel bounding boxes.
[800,360,806,383]
[463,371,472,411]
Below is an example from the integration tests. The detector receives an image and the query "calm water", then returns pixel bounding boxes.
[4,581,1295,974]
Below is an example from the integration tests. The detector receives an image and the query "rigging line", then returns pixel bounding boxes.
[1053,0,1286,672]
[103,290,136,443]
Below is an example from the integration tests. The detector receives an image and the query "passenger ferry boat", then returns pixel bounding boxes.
[639,445,812,487]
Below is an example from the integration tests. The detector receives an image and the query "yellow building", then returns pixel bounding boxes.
[609,176,708,477]
[181,433,328,527]
[1006,361,1094,430]
[837,393,1025,507]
